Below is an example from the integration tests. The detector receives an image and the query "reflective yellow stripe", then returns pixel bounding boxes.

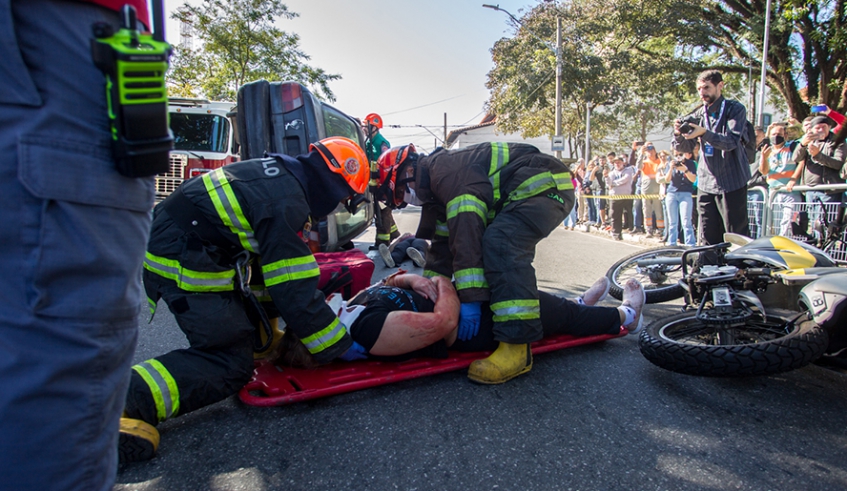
[454,268,488,290]
[202,168,259,252]
[553,171,574,191]
[261,255,320,287]
[299,317,347,355]
[489,142,508,212]
[446,194,487,222]
[132,359,180,422]
[143,252,236,292]
[423,269,449,279]
[491,299,540,322]
[250,285,271,303]
[377,232,392,241]
[147,296,157,315]
[435,220,449,237]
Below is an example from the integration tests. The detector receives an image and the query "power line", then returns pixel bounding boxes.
[381,94,467,116]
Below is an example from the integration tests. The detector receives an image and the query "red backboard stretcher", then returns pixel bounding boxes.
[239,329,626,407]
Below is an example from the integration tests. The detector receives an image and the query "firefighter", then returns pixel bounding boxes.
[119,137,370,462]
[363,113,400,251]
[375,143,574,384]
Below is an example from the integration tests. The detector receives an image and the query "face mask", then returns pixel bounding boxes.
[404,186,425,206]
[773,135,785,146]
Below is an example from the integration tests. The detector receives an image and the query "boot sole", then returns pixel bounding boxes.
[467,363,532,385]
[119,418,159,463]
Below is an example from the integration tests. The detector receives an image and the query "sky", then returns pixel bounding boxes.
[162,0,537,153]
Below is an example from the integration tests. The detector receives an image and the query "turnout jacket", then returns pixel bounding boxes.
[413,142,573,303]
[143,156,351,363]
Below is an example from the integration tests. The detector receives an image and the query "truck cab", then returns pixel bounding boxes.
[235,81,374,252]
[157,98,239,202]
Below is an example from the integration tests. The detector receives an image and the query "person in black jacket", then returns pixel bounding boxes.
[119,137,370,462]
[673,70,751,247]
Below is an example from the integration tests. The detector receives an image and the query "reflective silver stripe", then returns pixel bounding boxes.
[135,361,177,420]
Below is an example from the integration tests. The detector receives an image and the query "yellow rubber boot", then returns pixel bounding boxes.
[119,417,160,463]
[468,342,532,384]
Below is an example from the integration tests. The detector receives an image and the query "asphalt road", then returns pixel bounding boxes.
[115,208,847,491]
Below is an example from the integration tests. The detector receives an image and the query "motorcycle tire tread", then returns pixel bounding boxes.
[638,309,830,377]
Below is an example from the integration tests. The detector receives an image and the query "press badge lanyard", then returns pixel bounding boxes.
[703,100,726,132]
[701,100,725,161]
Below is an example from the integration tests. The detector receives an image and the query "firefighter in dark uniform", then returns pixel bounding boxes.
[363,112,400,249]
[375,142,574,384]
[119,137,370,462]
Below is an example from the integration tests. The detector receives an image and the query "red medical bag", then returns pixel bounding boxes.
[315,249,375,299]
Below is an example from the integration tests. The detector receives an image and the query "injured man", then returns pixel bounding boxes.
[276,273,645,373]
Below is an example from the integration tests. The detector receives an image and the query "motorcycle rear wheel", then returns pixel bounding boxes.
[606,246,688,304]
[639,309,829,376]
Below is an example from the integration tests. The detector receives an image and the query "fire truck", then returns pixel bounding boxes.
[156,98,239,201]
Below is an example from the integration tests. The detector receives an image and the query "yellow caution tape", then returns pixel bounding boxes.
[586,194,663,200]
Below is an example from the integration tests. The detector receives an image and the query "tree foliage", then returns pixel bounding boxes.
[168,0,339,101]
[485,0,847,158]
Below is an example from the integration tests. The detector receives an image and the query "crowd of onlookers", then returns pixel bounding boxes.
[564,104,847,245]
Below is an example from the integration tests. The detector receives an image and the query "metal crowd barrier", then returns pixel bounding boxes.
[766,183,847,263]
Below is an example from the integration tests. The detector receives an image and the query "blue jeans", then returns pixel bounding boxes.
[585,196,597,223]
[665,191,695,246]
[0,2,153,489]
[563,204,578,227]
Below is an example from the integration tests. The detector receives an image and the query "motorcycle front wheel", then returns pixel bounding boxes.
[639,309,829,377]
[606,246,688,304]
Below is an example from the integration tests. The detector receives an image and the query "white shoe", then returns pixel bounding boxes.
[622,279,646,334]
[378,243,395,268]
[406,247,426,268]
[580,277,610,306]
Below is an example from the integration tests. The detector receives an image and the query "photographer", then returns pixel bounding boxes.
[673,70,750,246]
[794,115,847,231]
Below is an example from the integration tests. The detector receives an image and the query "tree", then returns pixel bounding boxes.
[485,2,693,158]
[169,0,339,101]
[602,0,846,119]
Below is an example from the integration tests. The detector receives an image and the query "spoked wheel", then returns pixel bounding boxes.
[606,246,688,303]
[639,309,829,376]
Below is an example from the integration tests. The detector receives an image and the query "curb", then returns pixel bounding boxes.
[565,223,668,246]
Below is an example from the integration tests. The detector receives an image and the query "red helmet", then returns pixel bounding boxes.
[364,113,383,129]
[310,137,369,195]
[376,144,417,207]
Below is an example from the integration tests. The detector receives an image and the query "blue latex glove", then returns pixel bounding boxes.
[339,341,368,361]
[458,302,483,341]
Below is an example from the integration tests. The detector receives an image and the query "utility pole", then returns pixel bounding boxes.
[757,0,772,126]
[554,17,562,159]
[584,102,592,162]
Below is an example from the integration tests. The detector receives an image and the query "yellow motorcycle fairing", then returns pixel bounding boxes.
[727,235,837,270]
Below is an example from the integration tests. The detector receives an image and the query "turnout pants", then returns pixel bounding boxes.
[374,204,400,246]
[124,272,256,427]
[482,192,572,344]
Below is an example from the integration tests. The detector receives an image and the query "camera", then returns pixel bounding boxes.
[678,121,694,135]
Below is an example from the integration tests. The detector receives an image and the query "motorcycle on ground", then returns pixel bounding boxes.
[606,198,847,376]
